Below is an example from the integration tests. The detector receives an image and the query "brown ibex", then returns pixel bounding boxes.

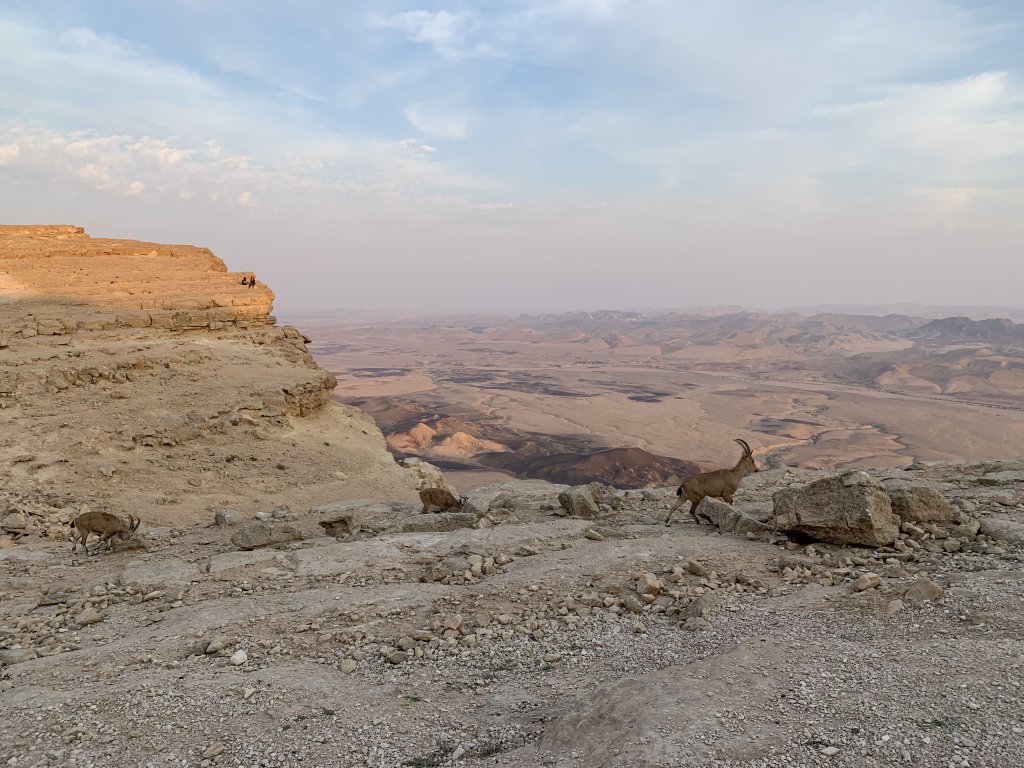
[70,511,141,554]
[418,487,467,514]
[665,439,759,525]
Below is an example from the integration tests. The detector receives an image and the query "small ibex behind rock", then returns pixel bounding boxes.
[665,439,759,526]
[418,487,467,514]
[70,511,141,555]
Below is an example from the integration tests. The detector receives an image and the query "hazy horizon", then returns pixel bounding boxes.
[278,302,1024,322]
[2,1,1023,312]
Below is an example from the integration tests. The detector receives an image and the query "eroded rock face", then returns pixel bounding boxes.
[0,225,422,527]
[0,225,274,332]
[771,471,899,547]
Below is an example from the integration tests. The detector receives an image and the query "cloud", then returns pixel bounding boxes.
[403,103,472,139]
[819,72,1024,164]
[368,10,492,58]
[0,121,493,209]
[0,123,264,203]
[0,143,21,165]
[0,14,497,205]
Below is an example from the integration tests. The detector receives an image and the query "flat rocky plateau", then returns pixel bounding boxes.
[2,462,1023,768]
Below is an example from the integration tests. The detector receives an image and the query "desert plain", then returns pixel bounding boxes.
[288,309,1024,487]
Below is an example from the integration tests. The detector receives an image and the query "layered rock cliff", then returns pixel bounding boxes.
[0,225,418,525]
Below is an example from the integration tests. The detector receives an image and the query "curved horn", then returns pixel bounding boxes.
[734,438,752,456]
[130,516,141,533]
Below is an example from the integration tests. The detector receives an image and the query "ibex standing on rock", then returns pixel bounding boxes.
[70,511,141,555]
[418,487,467,514]
[665,439,759,526]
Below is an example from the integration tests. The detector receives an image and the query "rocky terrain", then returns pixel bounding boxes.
[2,460,1023,767]
[2,226,1023,767]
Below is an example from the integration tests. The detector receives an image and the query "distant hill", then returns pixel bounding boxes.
[484,446,700,489]
[780,304,1024,323]
[909,317,1024,345]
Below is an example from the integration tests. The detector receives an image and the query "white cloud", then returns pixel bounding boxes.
[368,10,493,58]
[0,124,265,203]
[0,15,496,205]
[0,121,490,207]
[524,0,626,24]
[821,72,1024,164]
[0,143,21,165]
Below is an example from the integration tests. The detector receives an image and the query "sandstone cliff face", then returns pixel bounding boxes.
[0,224,273,334]
[0,225,417,525]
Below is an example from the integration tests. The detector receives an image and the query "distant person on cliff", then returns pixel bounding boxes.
[239,275,248,285]
[248,274,256,288]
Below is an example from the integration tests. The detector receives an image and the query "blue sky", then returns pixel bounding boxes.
[2,1,1023,311]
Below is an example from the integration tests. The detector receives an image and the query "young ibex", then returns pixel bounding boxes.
[665,439,759,525]
[69,511,141,555]
[418,487,467,514]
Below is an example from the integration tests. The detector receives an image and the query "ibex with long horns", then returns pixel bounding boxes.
[665,439,759,525]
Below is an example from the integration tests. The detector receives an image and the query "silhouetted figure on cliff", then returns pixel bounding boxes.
[248,274,256,288]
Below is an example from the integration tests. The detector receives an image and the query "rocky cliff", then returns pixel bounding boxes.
[0,225,419,526]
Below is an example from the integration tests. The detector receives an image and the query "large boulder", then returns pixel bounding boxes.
[694,497,770,536]
[587,483,626,510]
[398,457,458,496]
[978,518,1024,545]
[557,486,600,518]
[771,471,899,547]
[230,523,303,550]
[214,508,239,528]
[314,501,404,537]
[1,511,29,530]
[315,500,369,538]
[887,487,957,523]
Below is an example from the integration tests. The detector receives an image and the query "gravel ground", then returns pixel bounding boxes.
[1,464,1023,768]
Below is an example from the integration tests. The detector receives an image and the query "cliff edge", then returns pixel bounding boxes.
[0,225,419,525]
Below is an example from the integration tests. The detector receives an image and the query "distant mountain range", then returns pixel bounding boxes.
[281,303,1024,325]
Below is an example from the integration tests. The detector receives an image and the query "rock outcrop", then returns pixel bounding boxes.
[0,225,420,526]
[0,224,273,333]
[772,471,900,546]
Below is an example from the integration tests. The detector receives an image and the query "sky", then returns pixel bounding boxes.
[1,0,1023,313]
